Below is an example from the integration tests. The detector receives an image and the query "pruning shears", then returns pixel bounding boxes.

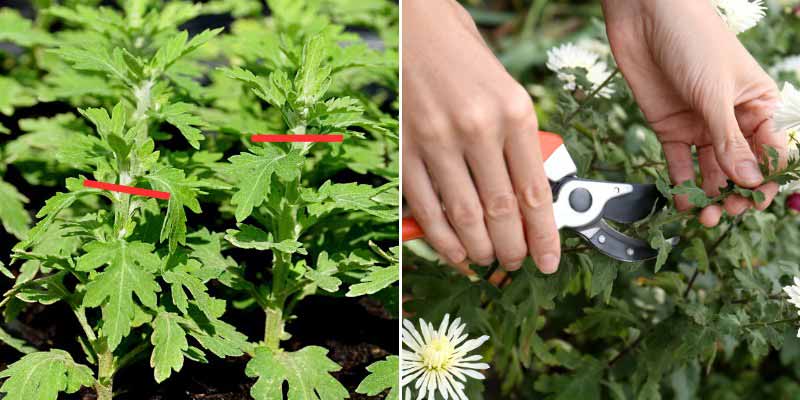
[402,131,677,262]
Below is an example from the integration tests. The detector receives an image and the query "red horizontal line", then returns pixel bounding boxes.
[83,180,170,200]
[251,134,343,143]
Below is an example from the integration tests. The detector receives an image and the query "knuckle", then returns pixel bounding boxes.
[418,115,453,141]
[529,227,558,249]
[503,89,537,126]
[413,205,444,227]
[517,183,553,210]
[458,103,499,137]
[448,201,484,226]
[485,191,518,219]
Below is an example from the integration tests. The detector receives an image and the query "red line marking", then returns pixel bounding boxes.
[83,180,170,200]
[251,134,343,143]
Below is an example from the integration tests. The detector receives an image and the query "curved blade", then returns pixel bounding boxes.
[575,219,676,262]
[601,183,666,224]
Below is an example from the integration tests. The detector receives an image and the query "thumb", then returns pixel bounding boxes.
[705,102,763,188]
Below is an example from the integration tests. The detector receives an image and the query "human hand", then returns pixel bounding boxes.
[602,0,787,226]
[402,0,560,273]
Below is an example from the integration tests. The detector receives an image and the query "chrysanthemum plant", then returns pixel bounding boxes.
[403,2,800,398]
[0,0,400,399]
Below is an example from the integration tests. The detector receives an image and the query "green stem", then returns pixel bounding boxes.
[115,341,149,371]
[564,67,619,125]
[743,316,800,329]
[264,305,285,350]
[95,349,114,400]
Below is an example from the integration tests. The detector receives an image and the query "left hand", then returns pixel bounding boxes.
[601,0,788,226]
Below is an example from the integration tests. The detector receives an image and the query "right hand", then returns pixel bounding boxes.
[402,0,560,273]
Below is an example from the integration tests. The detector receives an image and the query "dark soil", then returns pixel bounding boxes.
[0,291,396,399]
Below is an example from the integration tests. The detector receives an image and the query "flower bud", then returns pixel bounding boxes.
[787,193,800,212]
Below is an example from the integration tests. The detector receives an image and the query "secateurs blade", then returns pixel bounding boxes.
[402,130,677,263]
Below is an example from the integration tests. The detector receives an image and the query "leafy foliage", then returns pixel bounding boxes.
[404,2,800,399]
[0,0,398,399]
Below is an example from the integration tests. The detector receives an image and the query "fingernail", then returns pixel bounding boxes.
[537,253,560,274]
[448,249,466,264]
[735,160,763,186]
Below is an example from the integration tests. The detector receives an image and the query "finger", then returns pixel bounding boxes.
[424,151,496,266]
[662,142,696,211]
[505,129,561,274]
[403,154,467,264]
[723,195,751,216]
[704,101,763,188]
[466,146,527,271]
[754,182,779,211]
[698,206,723,227]
[698,145,752,216]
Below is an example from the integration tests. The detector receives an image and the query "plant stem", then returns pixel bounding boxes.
[743,316,800,329]
[95,349,114,400]
[564,67,619,125]
[114,341,149,371]
[264,305,284,350]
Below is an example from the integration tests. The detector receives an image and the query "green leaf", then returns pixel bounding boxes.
[159,102,206,149]
[672,180,711,208]
[15,178,92,250]
[355,356,399,400]
[534,356,603,400]
[0,327,36,354]
[0,350,95,400]
[305,251,342,293]
[296,36,332,106]
[246,346,348,400]
[589,258,619,301]
[53,45,134,87]
[346,264,398,297]
[225,224,306,254]
[686,238,709,273]
[228,145,305,222]
[150,312,189,383]
[79,240,161,351]
[0,77,37,116]
[0,9,53,46]
[0,178,31,240]
[306,181,396,221]
[144,166,203,252]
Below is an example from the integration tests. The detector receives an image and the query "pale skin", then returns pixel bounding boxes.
[403,0,787,274]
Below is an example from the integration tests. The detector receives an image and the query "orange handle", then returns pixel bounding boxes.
[403,131,563,242]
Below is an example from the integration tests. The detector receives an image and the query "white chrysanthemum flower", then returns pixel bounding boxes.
[712,0,766,34]
[783,277,800,337]
[401,314,490,400]
[546,43,614,98]
[776,83,800,191]
[776,82,800,137]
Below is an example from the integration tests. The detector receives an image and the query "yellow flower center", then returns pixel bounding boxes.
[420,335,455,371]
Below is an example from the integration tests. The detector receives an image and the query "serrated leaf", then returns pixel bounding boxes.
[0,326,35,354]
[0,9,53,46]
[224,224,306,254]
[79,240,161,351]
[346,265,398,297]
[534,356,603,400]
[144,166,202,252]
[355,356,398,400]
[0,179,31,240]
[53,45,134,87]
[0,350,95,400]
[296,36,332,106]
[150,312,189,383]
[228,145,305,221]
[159,102,206,149]
[306,251,342,292]
[246,346,348,400]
